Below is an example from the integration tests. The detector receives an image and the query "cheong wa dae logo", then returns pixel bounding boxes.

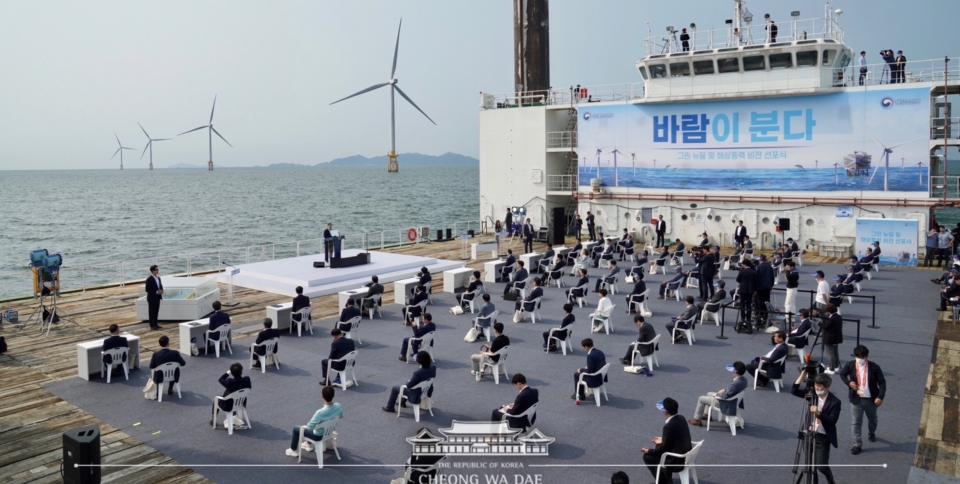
[582,112,613,121]
[881,97,920,108]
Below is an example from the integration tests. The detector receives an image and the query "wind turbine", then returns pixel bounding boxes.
[178,95,232,171]
[833,163,840,184]
[111,133,136,170]
[610,146,624,187]
[138,123,170,171]
[916,161,925,185]
[631,152,637,175]
[867,135,921,191]
[329,19,435,173]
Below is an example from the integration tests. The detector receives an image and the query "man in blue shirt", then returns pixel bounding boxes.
[286,385,343,457]
[924,227,939,267]
[938,225,954,268]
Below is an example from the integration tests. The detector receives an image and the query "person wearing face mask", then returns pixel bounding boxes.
[792,370,841,484]
[837,345,886,455]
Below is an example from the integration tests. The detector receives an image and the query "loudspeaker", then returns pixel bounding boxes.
[313,261,325,268]
[552,207,566,244]
[63,424,101,484]
[779,218,791,231]
[436,229,444,241]
[446,228,452,240]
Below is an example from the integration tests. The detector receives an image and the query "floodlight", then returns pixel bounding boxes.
[30,249,49,267]
[834,9,843,15]
[725,19,733,25]
[791,11,801,18]
[690,23,696,29]
[43,254,62,268]
[666,26,675,33]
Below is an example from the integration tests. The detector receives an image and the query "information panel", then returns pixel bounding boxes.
[854,218,919,266]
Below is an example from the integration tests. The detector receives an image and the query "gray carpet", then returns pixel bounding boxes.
[46,260,936,484]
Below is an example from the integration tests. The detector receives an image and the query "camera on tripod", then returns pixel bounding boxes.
[799,359,824,388]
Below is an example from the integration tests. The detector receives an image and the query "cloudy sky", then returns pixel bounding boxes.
[0,0,957,170]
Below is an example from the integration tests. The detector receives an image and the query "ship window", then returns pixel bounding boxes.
[693,60,715,75]
[717,47,740,53]
[649,55,666,59]
[797,40,819,45]
[769,53,793,69]
[742,55,765,71]
[743,45,766,50]
[649,64,667,79]
[638,66,648,80]
[669,62,690,77]
[822,50,836,66]
[717,57,740,73]
[796,50,818,67]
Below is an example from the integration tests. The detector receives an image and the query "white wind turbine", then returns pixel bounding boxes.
[111,133,136,170]
[329,19,435,172]
[631,152,637,176]
[178,95,232,171]
[138,123,171,171]
[867,134,921,191]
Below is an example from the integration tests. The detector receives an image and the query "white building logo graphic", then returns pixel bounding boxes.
[406,421,554,457]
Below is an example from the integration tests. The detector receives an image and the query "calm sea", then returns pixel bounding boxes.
[0,166,478,299]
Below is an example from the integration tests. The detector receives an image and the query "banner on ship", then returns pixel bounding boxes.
[577,88,930,192]
[854,218,919,266]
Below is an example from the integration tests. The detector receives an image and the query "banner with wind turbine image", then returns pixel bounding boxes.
[577,87,930,192]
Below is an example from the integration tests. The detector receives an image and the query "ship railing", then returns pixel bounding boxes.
[855,58,960,86]
[479,83,645,110]
[644,15,843,55]
[930,176,960,199]
[0,220,487,301]
[930,118,960,139]
[547,175,578,192]
[546,131,577,149]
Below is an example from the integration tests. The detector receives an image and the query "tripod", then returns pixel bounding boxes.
[22,287,61,337]
[791,384,818,484]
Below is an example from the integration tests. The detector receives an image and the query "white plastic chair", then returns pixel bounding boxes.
[501,263,516,282]
[360,294,382,319]
[669,284,685,302]
[249,338,280,373]
[685,273,700,289]
[655,440,703,484]
[792,250,803,267]
[423,281,434,304]
[477,346,510,384]
[843,283,855,304]
[339,316,362,344]
[101,347,129,383]
[298,416,341,468]
[325,350,359,390]
[577,363,611,406]
[630,333,661,370]
[290,307,313,337]
[628,290,650,315]
[205,325,234,356]
[154,362,182,402]
[474,311,498,343]
[787,328,812,362]
[459,289,480,313]
[752,354,787,392]
[397,378,435,422]
[672,250,685,266]
[499,402,538,430]
[707,392,744,435]
[404,299,428,325]
[700,302,722,326]
[600,274,619,295]
[405,331,436,363]
[514,277,533,299]
[568,283,589,308]
[590,304,616,334]
[518,297,542,324]
[671,315,696,345]
[547,268,565,288]
[547,327,573,355]
[212,388,251,435]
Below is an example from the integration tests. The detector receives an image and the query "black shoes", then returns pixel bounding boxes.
[620,358,630,365]
[851,445,862,455]
[382,406,393,413]
[398,356,407,362]
[868,433,876,442]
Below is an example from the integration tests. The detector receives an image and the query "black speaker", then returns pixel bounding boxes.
[779,218,791,231]
[436,229,444,241]
[446,228,452,240]
[63,424,101,484]
[552,207,566,244]
[313,261,325,268]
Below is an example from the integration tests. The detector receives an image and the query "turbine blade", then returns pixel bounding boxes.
[115,132,121,147]
[867,164,880,184]
[866,132,886,150]
[391,19,402,79]
[138,122,150,138]
[179,125,209,136]
[329,82,390,105]
[888,137,923,150]
[140,141,150,159]
[122,147,136,150]
[153,138,172,141]
[210,94,217,124]
[211,127,232,147]
[111,147,121,159]
[393,85,435,125]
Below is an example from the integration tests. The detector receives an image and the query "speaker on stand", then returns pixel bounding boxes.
[63,424,101,484]
[551,207,566,245]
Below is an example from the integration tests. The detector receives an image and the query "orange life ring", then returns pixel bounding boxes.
[407,228,418,241]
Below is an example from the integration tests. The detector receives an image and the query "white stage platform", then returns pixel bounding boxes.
[217,249,466,298]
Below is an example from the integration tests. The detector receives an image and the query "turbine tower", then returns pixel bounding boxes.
[138,123,170,171]
[111,133,136,170]
[179,95,232,171]
[867,135,920,191]
[329,19,435,172]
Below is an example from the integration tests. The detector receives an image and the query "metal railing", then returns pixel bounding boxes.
[0,220,486,301]
[547,175,578,192]
[546,131,577,149]
[646,15,843,55]
[479,83,645,110]
[930,176,960,199]
[931,117,960,139]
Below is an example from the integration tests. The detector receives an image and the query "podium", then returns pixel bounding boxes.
[325,232,343,261]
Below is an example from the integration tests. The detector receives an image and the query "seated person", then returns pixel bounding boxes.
[658,266,687,298]
[457,271,484,305]
[503,261,529,297]
[745,331,789,386]
[848,256,863,275]
[593,260,620,292]
[102,324,129,368]
[770,253,783,273]
[491,373,538,430]
[939,277,960,311]
[572,249,591,272]
[251,318,280,369]
[149,335,187,395]
[321,328,356,385]
[625,273,647,313]
[573,338,607,399]
[666,296,698,343]
[842,266,857,290]
[383,351,436,412]
[542,303,575,351]
[415,267,432,295]
[500,250,517,281]
[687,361,747,426]
[697,280,726,312]
[698,232,710,247]
[207,300,231,344]
[338,298,362,332]
[211,362,252,426]
[859,248,874,266]
[620,315,656,375]
[476,294,496,338]
[589,289,614,333]
[630,251,650,278]
[786,237,800,255]
[402,285,429,324]
[284,385,343,457]
[544,255,565,285]
[514,277,544,314]
[471,322,509,376]
[653,245,672,269]
[538,244,555,273]
[828,275,845,307]
[788,309,812,348]
[674,239,686,256]
[361,275,384,316]
[742,235,754,252]
[400,312,436,362]
[292,285,311,322]
[566,269,590,303]
[593,240,615,266]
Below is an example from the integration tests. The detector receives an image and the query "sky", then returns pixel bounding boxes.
[0,0,958,170]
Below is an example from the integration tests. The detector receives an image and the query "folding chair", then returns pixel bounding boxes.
[655,440,703,484]
[397,379,435,422]
[154,362,182,402]
[249,338,281,373]
[101,347,129,384]
[751,355,787,392]
[298,416,341,468]
[290,307,313,336]
[576,363,611,406]
[325,350,359,390]
[477,346,510,384]
[212,388,251,435]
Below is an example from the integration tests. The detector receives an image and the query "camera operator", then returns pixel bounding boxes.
[791,370,841,484]
[736,260,758,333]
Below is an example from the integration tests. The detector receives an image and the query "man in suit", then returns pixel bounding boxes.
[102,324,128,368]
[251,318,280,369]
[736,260,759,331]
[361,275,384,316]
[504,208,514,236]
[573,338,607,399]
[742,235,754,252]
[666,296,698,343]
[820,303,843,373]
[566,268,590,304]
[838,345,886,455]
[697,280,726,312]
[522,218,535,254]
[688,361,747,426]
[323,223,334,262]
[145,264,163,330]
[285,385,343,458]
[939,276,960,311]
[543,303,575,350]
[696,247,717,300]
[642,397,693,484]
[504,261,529,297]
[626,272,647,313]
[594,260,620,292]
[593,239,615,266]
[212,362,252,420]
[472,322,509,376]
[457,271,484,306]
[148,335,186,395]
[788,309,813,348]
[537,244,555,273]
[544,255,565,286]
[746,331,789,386]
[321,328,356,385]
[383,351,436,412]
[756,255,775,308]
[515,277,544,317]
[734,220,747,246]
[400,312,435,362]
[403,285,429,324]
[792,371,841,484]
[492,373,539,430]
[338,298,362,333]
[205,300,231,349]
[413,267,432,299]
[787,237,800,255]
[586,211,597,241]
[292,285,311,323]
[501,249,517,282]
[655,215,666,247]
[620,315,656,373]
[658,266,686,299]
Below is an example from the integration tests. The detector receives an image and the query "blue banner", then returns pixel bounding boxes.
[854,218,919,266]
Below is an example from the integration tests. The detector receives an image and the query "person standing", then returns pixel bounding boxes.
[791,371,841,484]
[145,265,163,330]
[734,220,747,246]
[679,28,690,51]
[696,247,716,300]
[323,223,334,262]
[938,225,955,267]
[820,303,843,373]
[881,49,895,84]
[838,345,886,455]
[736,260,758,332]
[655,215,666,248]
[813,270,830,311]
[586,211,597,242]
[783,261,799,314]
[858,51,868,86]
[894,50,906,83]
[755,255,775,308]
[504,208,514,236]
[767,20,778,42]
[925,227,940,267]
[641,398,693,484]
[522,218,535,254]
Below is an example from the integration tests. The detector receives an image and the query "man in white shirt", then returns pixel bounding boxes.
[813,271,830,310]
[590,289,614,333]
[858,51,867,85]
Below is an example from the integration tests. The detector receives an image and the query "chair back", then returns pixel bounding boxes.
[224,388,251,411]
[293,307,312,321]
[423,281,434,293]
[155,362,180,383]
[331,350,358,369]
[410,378,434,395]
[506,402,538,423]
[492,346,510,363]
[549,326,571,340]
[476,310,499,328]
[340,315,361,331]
[415,331,436,349]
[310,415,341,441]
[636,333,661,351]
[704,301,721,312]
[102,347,127,363]
[684,440,704,467]
[211,324,232,341]
[416,299,429,312]
[258,338,279,354]
[523,296,542,311]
